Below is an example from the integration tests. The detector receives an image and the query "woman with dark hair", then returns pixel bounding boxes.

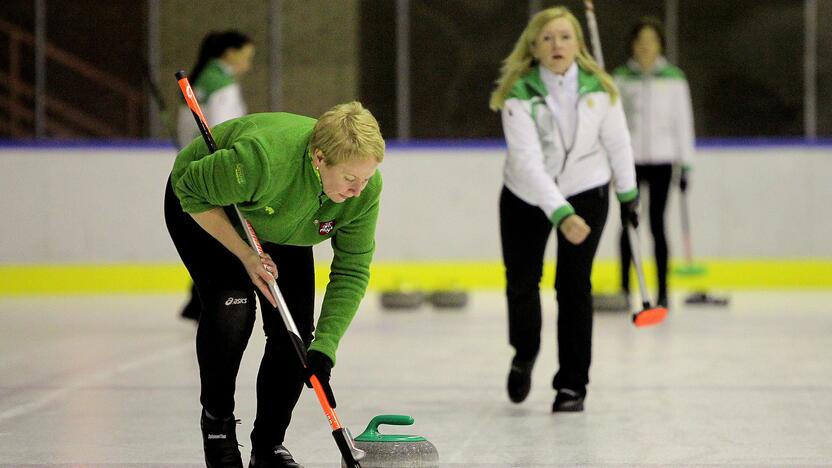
[613,17,695,308]
[176,30,255,149]
[176,30,255,321]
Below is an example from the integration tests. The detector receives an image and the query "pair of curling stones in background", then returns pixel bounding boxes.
[341,415,438,468]
[380,281,468,311]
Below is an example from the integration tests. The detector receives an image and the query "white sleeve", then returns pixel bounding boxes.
[176,104,200,149]
[501,98,570,223]
[676,80,696,167]
[203,83,248,127]
[599,97,637,198]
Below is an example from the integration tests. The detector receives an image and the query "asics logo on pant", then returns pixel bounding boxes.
[225,297,248,306]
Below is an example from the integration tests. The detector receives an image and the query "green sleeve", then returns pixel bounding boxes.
[171,121,272,213]
[309,178,381,366]
[616,188,639,203]
[549,204,576,227]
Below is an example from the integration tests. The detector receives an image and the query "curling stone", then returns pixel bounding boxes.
[428,289,468,309]
[380,282,426,311]
[427,278,468,310]
[684,291,729,306]
[341,414,438,468]
[593,292,629,312]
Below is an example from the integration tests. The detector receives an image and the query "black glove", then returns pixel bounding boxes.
[679,169,689,192]
[305,350,336,408]
[620,196,639,228]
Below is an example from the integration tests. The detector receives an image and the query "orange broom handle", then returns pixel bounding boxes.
[310,374,343,430]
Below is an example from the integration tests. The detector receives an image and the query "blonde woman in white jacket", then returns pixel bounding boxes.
[613,17,695,308]
[490,6,638,413]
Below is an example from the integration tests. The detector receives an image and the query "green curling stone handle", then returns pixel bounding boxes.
[355,414,426,442]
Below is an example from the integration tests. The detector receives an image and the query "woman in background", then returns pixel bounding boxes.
[490,6,638,413]
[613,17,695,308]
[177,30,255,320]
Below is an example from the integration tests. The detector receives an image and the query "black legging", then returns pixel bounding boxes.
[619,163,672,300]
[501,184,609,396]
[164,177,315,451]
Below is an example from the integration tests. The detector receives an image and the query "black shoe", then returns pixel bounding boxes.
[201,409,243,468]
[657,295,669,308]
[249,445,303,468]
[552,389,584,412]
[507,357,535,403]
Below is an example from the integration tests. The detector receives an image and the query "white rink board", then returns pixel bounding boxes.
[1,144,830,263]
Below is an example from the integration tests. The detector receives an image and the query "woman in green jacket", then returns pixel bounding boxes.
[165,102,384,468]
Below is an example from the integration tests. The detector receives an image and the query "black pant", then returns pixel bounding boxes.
[619,163,672,299]
[500,184,609,395]
[164,177,315,451]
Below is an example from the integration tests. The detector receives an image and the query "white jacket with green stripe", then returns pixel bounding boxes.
[176,59,247,149]
[501,65,638,227]
[613,57,695,168]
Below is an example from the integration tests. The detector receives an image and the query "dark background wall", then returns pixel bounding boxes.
[359,0,824,139]
[0,1,147,137]
[1,0,829,139]
[678,0,805,137]
[1,0,361,139]
[159,0,360,123]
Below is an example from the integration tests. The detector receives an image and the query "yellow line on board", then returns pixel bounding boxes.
[0,260,830,295]
[368,259,832,291]
[0,264,191,295]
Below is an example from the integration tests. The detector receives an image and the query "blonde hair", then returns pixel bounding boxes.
[311,101,385,166]
[489,6,618,111]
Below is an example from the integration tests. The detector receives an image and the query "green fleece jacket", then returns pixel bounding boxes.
[171,112,382,365]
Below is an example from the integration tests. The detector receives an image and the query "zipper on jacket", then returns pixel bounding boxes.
[550,95,580,177]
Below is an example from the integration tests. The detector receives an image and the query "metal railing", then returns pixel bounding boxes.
[0,19,143,138]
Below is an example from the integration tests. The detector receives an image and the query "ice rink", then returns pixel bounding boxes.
[1,290,831,467]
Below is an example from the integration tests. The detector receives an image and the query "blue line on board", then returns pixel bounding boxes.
[0,138,831,150]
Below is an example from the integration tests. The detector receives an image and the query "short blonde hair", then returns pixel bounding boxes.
[489,6,618,111]
[311,101,385,166]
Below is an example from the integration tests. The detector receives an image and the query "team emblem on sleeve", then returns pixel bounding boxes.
[318,220,336,235]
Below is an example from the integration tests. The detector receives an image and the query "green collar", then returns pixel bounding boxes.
[577,66,603,95]
[307,145,329,204]
[522,65,604,98]
[308,146,321,183]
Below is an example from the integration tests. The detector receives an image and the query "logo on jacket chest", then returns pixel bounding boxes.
[317,219,336,235]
